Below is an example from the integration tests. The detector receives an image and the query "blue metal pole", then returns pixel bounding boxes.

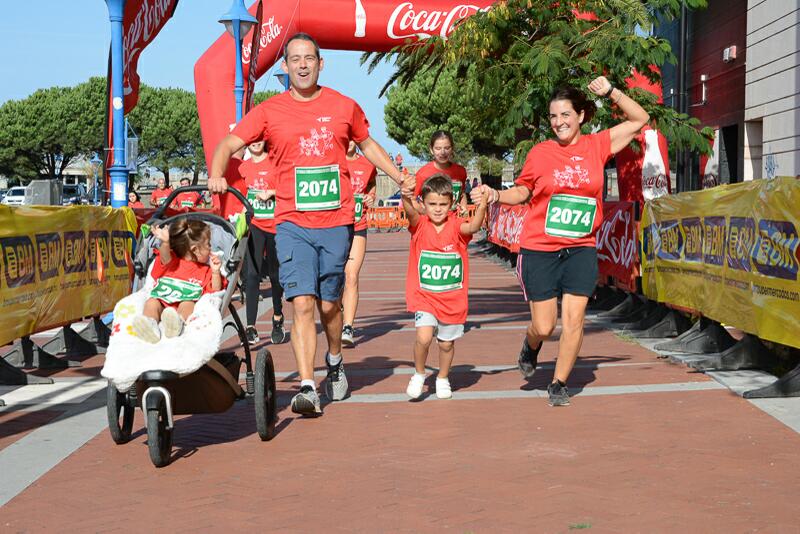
[106,0,129,207]
[233,21,244,123]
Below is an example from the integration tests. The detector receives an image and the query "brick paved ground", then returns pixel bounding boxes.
[1,232,799,532]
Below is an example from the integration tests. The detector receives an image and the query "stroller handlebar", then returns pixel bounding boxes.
[151,185,255,224]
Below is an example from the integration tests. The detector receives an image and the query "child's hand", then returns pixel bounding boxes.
[363,193,375,208]
[209,252,222,273]
[152,224,170,243]
[400,175,416,199]
[256,189,275,201]
[480,186,492,206]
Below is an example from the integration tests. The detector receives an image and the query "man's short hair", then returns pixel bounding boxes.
[283,32,320,59]
[420,174,454,201]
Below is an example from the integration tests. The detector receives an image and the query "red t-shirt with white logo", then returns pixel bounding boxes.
[232,87,370,229]
[212,157,248,220]
[150,187,173,207]
[515,130,612,251]
[149,251,226,305]
[174,190,202,209]
[240,157,278,234]
[346,155,377,232]
[406,215,472,324]
[413,161,468,205]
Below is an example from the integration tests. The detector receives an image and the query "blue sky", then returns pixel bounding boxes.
[0,1,415,162]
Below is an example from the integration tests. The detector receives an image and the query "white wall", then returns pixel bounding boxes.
[745,0,800,178]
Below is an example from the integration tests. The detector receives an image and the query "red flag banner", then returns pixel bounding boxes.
[486,203,526,253]
[243,0,265,114]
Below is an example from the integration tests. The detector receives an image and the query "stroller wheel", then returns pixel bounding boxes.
[254,348,278,441]
[106,381,134,444]
[146,391,173,467]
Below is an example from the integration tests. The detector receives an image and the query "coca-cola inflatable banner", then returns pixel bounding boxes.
[194,0,495,166]
[596,201,639,289]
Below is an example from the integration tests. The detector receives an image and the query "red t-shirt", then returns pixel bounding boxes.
[129,201,144,209]
[150,187,173,207]
[406,215,472,324]
[413,162,468,207]
[212,157,248,220]
[149,251,225,304]
[240,156,278,233]
[346,155,377,232]
[515,130,612,251]
[174,190,203,209]
[232,87,370,229]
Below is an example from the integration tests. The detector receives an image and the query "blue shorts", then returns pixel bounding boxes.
[275,221,353,302]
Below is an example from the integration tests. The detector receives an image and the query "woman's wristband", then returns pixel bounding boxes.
[604,85,615,98]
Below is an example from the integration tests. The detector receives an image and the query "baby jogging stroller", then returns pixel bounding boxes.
[103,186,277,467]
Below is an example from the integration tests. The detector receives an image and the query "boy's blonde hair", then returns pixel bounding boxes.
[420,174,453,201]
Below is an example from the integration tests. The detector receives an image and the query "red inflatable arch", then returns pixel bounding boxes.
[194,0,669,203]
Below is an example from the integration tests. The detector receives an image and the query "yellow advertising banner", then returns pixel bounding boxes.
[641,177,800,349]
[0,205,137,347]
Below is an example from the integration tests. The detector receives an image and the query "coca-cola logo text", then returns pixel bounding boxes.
[597,205,637,271]
[243,16,283,65]
[488,204,525,251]
[123,0,175,95]
[387,2,489,40]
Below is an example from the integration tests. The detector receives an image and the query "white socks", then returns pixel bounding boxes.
[326,352,342,366]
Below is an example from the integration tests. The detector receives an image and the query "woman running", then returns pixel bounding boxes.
[472,76,649,406]
[239,140,287,345]
[341,140,377,347]
[413,131,468,214]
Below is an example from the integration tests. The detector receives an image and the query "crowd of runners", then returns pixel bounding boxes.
[203,32,650,414]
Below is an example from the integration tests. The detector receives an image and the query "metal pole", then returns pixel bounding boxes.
[233,21,244,123]
[106,0,129,207]
[677,1,689,192]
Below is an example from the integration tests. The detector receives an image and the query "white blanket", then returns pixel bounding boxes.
[101,289,224,392]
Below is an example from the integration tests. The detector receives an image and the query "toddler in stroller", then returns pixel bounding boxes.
[131,219,225,344]
[101,186,277,467]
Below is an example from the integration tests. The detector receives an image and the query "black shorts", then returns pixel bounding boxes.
[353,228,368,238]
[516,246,598,302]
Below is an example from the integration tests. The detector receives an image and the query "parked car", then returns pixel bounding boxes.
[1,186,26,206]
[62,183,89,205]
[378,191,403,207]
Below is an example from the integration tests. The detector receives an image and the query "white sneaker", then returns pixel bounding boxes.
[132,315,161,344]
[406,373,426,399]
[435,377,452,399]
[161,307,184,338]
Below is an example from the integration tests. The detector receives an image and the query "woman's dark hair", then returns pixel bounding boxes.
[550,86,597,124]
[284,32,320,59]
[429,130,455,149]
[420,174,454,201]
[169,219,210,259]
[129,190,141,202]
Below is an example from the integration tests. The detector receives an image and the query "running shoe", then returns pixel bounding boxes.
[435,377,452,399]
[161,307,184,338]
[324,355,349,401]
[406,373,426,399]
[518,339,543,379]
[291,385,322,416]
[547,380,571,407]
[131,315,161,344]
[341,324,355,348]
[270,316,287,344]
[245,326,260,345]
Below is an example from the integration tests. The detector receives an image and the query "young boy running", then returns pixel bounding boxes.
[401,174,488,399]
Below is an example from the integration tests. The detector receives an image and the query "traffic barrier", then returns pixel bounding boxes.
[0,205,137,385]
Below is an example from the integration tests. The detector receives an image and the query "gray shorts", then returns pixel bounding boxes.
[414,311,464,341]
[275,221,353,302]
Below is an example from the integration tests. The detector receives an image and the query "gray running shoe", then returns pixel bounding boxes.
[161,307,184,338]
[270,316,287,344]
[341,324,355,348]
[132,315,161,344]
[547,380,571,407]
[291,385,322,416]
[324,355,349,401]
[518,339,542,378]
